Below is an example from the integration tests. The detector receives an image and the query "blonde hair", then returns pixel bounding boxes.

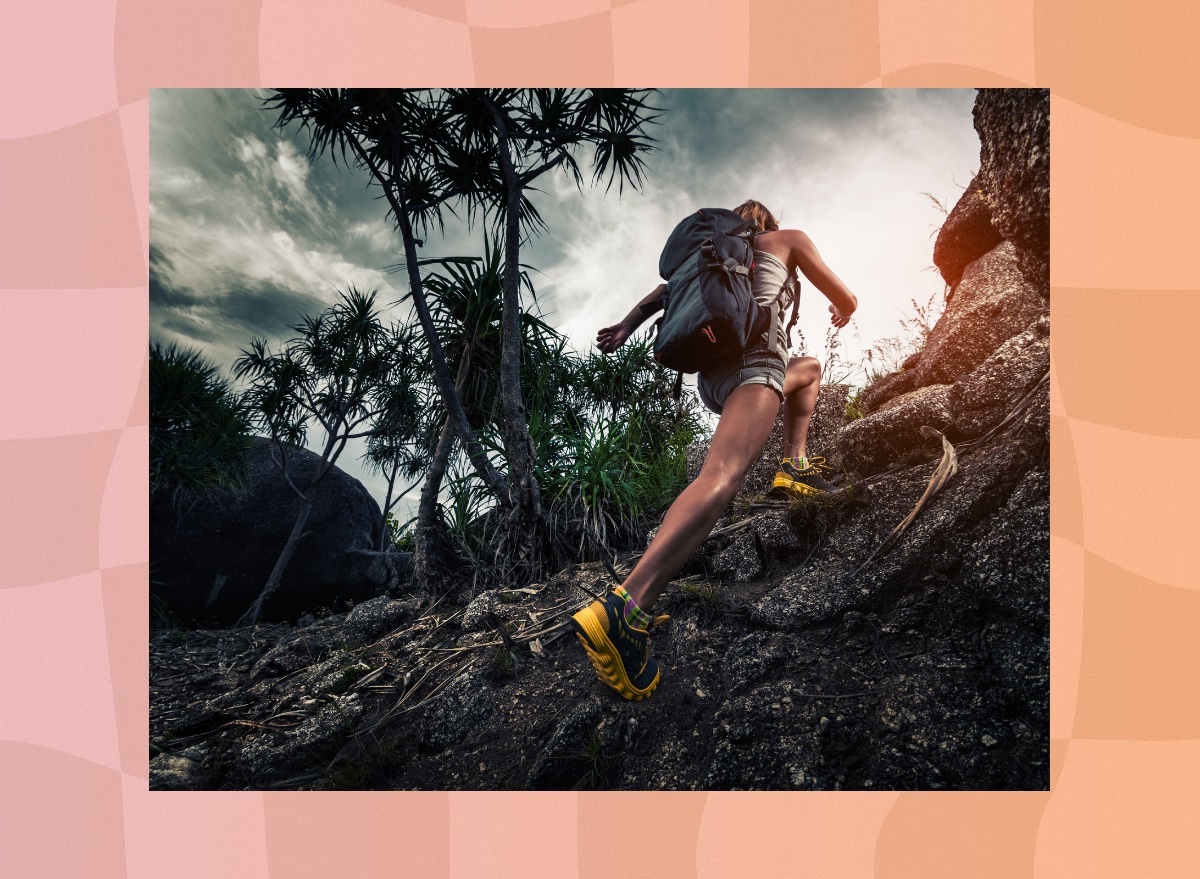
[733,199,779,233]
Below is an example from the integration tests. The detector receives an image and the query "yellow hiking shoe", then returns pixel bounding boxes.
[571,591,660,701]
[769,457,836,499]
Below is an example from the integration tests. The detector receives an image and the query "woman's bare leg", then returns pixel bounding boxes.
[781,356,821,459]
[621,383,781,612]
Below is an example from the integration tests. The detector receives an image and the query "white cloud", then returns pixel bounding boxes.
[525,89,978,387]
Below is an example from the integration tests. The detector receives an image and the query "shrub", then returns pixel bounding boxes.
[150,340,252,497]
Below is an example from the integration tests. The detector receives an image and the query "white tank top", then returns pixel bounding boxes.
[753,250,795,353]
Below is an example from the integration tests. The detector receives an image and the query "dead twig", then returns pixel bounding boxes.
[791,690,878,700]
[853,426,957,574]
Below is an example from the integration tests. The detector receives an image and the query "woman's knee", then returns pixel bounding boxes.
[695,462,747,505]
[788,355,821,376]
[784,356,821,393]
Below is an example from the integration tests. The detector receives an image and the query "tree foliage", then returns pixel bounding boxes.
[149,340,252,498]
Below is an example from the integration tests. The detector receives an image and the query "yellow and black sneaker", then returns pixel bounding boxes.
[571,591,661,701]
[769,456,837,499]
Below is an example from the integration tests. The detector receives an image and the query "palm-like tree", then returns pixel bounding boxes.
[263,88,658,585]
[406,240,565,589]
[263,89,512,509]
[150,340,253,499]
[440,88,658,577]
[362,318,430,552]
[234,287,407,624]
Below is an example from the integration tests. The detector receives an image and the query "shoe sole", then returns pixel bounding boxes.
[571,607,660,701]
[771,475,825,498]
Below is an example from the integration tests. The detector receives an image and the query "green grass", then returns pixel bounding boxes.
[574,732,612,790]
[323,735,404,790]
[489,645,517,680]
[669,578,730,623]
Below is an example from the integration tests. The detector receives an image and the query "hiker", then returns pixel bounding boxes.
[572,200,858,700]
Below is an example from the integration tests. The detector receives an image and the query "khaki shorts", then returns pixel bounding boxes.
[696,347,787,415]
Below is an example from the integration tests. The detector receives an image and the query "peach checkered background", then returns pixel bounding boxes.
[2,0,1198,876]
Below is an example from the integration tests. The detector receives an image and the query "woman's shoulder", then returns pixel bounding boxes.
[754,228,812,263]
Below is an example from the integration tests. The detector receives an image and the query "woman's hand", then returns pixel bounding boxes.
[596,321,632,354]
[829,304,852,329]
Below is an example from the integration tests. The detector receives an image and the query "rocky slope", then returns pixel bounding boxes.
[150,88,1050,791]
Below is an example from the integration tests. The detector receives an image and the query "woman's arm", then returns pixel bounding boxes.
[784,230,858,326]
[596,283,667,353]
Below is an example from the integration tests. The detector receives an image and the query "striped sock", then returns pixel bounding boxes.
[613,585,651,631]
[783,455,809,470]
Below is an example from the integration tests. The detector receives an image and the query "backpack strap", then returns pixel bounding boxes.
[783,272,801,349]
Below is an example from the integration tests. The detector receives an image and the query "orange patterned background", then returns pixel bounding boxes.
[2,0,1198,876]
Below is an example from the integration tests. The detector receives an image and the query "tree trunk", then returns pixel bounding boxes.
[237,497,314,626]
[412,415,457,593]
[345,134,511,506]
[492,115,548,579]
[499,178,543,516]
[376,470,418,552]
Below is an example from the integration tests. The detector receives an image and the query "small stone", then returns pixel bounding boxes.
[982,733,998,747]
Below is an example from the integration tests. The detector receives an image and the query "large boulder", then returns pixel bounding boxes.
[151,437,388,626]
[948,315,1050,438]
[856,241,1046,417]
[904,241,1046,395]
[973,88,1050,267]
[933,177,1003,289]
[838,384,954,477]
[752,382,1049,630]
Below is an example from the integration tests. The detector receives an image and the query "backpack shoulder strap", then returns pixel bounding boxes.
[783,271,802,348]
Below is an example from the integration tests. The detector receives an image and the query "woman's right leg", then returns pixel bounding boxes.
[620,382,782,612]
[781,355,822,459]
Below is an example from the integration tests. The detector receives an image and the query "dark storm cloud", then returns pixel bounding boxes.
[656,89,886,164]
[152,89,412,283]
[150,254,325,349]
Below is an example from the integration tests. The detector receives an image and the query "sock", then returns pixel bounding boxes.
[613,585,651,630]
[783,455,809,470]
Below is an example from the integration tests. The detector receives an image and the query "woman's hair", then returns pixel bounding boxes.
[733,199,779,232]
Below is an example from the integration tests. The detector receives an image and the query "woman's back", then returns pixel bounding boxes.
[753,228,857,324]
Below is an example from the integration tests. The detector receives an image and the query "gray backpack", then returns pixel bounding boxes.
[653,208,799,376]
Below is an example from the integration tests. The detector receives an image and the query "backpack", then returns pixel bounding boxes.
[652,208,800,378]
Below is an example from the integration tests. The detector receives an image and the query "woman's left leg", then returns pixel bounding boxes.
[571,382,780,700]
[771,355,837,497]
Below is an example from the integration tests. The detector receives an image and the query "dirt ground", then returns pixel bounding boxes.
[150,552,1048,791]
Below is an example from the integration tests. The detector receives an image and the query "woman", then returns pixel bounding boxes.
[570,200,859,700]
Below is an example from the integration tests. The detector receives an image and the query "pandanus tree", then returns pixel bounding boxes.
[361,319,430,553]
[438,88,658,577]
[263,88,657,585]
[405,240,565,589]
[262,88,512,512]
[233,287,407,624]
[149,340,253,499]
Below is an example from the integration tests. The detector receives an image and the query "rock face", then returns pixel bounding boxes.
[151,437,393,626]
[933,177,1003,288]
[839,384,953,476]
[973,88,1050,267]
[844,88,1050,481]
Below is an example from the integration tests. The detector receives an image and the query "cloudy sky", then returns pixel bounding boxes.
[150,88,980,517]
